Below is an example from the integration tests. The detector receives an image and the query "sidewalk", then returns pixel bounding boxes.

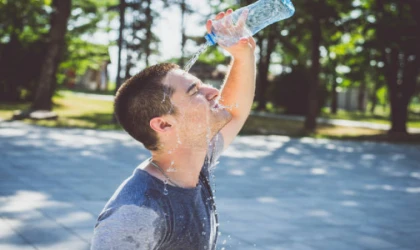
[1,121,420,249]
[251,111,420,134]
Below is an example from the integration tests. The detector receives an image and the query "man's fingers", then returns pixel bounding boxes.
[249,37,256,49]
[215,12,225,20]
[239,37,248,44]
[206,20,212,33]
[237,8,249,27]
[224,10,233,27]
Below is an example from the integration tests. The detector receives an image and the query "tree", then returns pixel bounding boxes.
[278,0,352,131]
[31,0,71,110]
[0,0,50,102]
[115,0,126,91]
[178,0,194,67]
[254,25,277,110]
[373,0,420,134]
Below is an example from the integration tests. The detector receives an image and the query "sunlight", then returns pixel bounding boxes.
[311,168,327,175]
[276,158,303,167]
[285,147,301,155]
[0,191,48,212]
[361,154,376,160]
[410,172,420,179]
[228,169,245,176]
[299,137,329,145]
[256,197,277,203]
[260,166,272,172]
[306,210,330,217]
[341,190,356,196]
[340,201,359,207]
[391,154,406,161]
[405,187,420,194]
[56,211,95,225]
[0,128,27,137]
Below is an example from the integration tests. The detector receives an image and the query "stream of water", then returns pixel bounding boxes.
[184,43,210,72]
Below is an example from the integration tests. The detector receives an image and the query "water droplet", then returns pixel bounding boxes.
[161,92,166,103]
[163,179,169,195]
[222,240,227,244]
[202,231,206,236]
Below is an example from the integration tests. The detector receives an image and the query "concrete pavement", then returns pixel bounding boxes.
[1,121,420,250]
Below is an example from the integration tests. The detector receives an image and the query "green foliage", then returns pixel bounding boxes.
[60,0,116,81]
[61,38,109,76]
[198,46,227,64]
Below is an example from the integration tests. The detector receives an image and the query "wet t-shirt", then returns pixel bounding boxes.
[91,134,223,250]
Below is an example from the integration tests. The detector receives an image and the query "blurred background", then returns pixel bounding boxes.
[0,0,419,142]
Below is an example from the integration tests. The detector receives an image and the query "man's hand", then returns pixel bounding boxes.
[206,9,256,60]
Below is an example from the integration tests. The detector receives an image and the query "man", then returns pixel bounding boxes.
[91,9,256,250]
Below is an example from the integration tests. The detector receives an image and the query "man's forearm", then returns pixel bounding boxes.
[220,54,256,123]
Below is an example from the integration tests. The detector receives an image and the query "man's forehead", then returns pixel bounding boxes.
[164,69,198,88]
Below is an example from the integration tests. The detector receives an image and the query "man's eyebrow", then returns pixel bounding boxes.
[186,82,198,94]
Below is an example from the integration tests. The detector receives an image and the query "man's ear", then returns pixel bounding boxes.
[150,117,173,133]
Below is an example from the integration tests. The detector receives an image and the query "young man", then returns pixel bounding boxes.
[91,9,256,250]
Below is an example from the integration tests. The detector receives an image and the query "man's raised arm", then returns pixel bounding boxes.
[206,9,257,149]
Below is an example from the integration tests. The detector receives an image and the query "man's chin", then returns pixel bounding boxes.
[215,111,233,131]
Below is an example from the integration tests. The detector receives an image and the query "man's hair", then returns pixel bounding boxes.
[114,63,179,151]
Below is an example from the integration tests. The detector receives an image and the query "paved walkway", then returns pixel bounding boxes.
[1,121,420,250]
[251,112,420,134]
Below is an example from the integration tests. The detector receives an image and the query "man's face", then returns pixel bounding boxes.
[163,69,232,145]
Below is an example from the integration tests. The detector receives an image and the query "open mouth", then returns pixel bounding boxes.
[210,102,222,111]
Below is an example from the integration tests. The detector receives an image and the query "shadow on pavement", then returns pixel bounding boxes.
[1,121,420,250]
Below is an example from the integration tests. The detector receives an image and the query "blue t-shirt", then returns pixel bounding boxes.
[91,134,223,250]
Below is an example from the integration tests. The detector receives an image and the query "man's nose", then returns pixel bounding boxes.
[204,86,219,101]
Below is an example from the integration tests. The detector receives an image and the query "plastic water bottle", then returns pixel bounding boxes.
[204,0,295,47]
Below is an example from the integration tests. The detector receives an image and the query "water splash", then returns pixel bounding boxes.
[184,43,210,72]
[163,179,169,195]
[167,160,177,172]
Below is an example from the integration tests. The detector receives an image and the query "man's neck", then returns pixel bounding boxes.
[146,145,208,188]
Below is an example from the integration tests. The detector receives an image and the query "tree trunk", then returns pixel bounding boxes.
[255,26,276,111]
[113,0,126,123]
[32,0,71,110]
[358,81,366,112]
[389,50,419,134]
[305,10,321,131]
[370,81,381,114]
[1,5,25,102]
[179,0,186,67]
[115,0,126,92]
[330,59,338,114]
[144,0,152,67]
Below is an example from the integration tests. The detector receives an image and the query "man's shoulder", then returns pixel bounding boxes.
[97,168,164,221]
[92,204,166,249]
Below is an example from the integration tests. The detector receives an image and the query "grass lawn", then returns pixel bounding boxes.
[0,92,120,130]
[1,91,419,143]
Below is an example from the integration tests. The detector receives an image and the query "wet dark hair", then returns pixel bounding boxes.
[114,63,179,151]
